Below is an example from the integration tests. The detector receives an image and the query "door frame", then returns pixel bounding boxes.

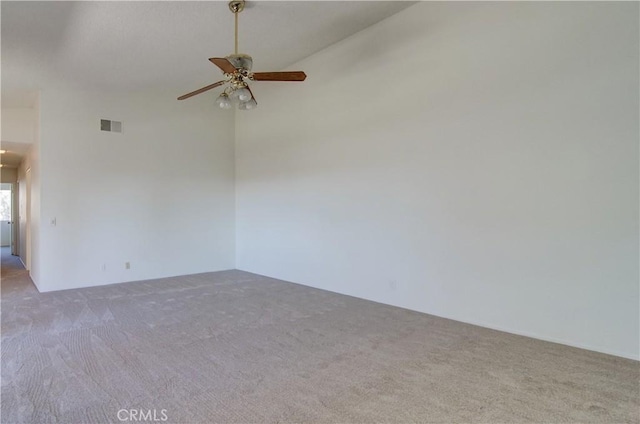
[11,182,18,255]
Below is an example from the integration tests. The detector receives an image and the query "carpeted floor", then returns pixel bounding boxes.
[0,246,25,280]
[1,251,639,423]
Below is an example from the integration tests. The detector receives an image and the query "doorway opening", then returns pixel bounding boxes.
[0,183,16,255]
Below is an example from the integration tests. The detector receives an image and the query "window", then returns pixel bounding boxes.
[0,189,11,221]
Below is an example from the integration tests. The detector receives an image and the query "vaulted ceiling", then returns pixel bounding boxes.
[2,1,414,105]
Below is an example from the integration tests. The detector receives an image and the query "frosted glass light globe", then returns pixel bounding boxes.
[238,98,257,110]
[235,87,252,102]
[216,93,232,109]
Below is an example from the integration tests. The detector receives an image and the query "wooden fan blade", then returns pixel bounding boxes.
[209,57,237,74]
[177,81,225,100]
[252,71,307,81]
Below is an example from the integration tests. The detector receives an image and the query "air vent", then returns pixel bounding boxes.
[100,119,122,133]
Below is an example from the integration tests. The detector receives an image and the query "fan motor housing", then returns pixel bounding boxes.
[226,54,253,71]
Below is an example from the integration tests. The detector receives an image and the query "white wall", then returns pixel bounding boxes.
[0,223,10,246]
[1,108,36,144]
[0,168,18,183]
[236,2,639,359]
[18,156,29,267]
[36,88,235,291]
[18,142,36,271]
[2,105,37,265]
[29,94,42,284]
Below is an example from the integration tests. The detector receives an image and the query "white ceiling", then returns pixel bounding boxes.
[2,1,414,105]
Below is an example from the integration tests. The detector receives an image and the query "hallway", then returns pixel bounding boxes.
[1,246,25,278]
[1,246,35,297]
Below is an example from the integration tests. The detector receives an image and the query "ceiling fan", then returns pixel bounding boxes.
[177,0,307,110]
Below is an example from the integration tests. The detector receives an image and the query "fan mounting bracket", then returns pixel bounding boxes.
[229,0,245,14]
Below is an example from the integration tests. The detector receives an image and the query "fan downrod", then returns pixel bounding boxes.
[229,0,245,14]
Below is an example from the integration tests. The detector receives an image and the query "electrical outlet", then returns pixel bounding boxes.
[388,280,398,290]
[125,262,131,270]
[101,264,106,272]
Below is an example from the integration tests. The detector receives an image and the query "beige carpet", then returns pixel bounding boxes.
[1,255,638,423]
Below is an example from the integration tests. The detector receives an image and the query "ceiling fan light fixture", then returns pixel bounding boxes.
[235,87,252,102]
[216,93,232,109]
[177,0,306,108]
[239,98,257,110]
